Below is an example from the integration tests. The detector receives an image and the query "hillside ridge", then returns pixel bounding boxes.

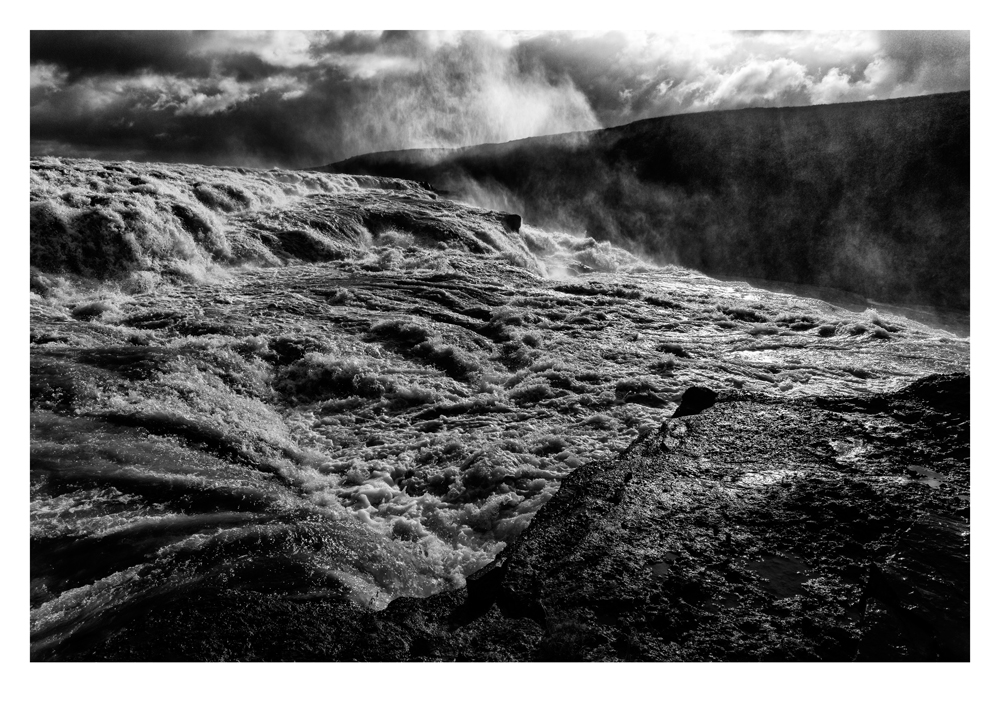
[319,92,970,313]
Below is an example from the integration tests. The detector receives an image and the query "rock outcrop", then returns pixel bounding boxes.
[63,374,969,661]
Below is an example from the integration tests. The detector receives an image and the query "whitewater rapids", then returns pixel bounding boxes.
[29,158,969,658]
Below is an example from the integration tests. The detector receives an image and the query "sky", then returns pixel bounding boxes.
[30,30,970,168]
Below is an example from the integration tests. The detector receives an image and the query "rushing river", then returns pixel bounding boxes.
[29,158,969,658]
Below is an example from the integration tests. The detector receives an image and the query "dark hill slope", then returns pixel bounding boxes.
[319,93,969,311]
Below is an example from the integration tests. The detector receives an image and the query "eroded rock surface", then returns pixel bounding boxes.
[304,372,968,662]
[54,375,969,661]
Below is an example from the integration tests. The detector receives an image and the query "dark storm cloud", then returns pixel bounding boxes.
[30,30,601,167]
[30,30,971,168]
[308,30,387,57]
[30,30,212,80]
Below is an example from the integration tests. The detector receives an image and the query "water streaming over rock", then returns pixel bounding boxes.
[29,158,969,658]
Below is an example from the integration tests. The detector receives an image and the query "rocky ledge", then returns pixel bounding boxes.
[77,373,969,661]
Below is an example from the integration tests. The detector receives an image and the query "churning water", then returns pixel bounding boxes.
[29,158,968,657]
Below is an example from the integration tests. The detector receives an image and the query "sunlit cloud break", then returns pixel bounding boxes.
[30,30,970,167]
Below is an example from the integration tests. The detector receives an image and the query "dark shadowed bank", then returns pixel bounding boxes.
[320,92,970,316]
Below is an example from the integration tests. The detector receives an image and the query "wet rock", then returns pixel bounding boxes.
[345,373,969,661]
[672,386,718,417]
[39,373,970,662]
[856,513,969,661]
[500,213,522,232]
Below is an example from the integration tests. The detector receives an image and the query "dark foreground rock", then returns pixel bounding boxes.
[55,373,969,661]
